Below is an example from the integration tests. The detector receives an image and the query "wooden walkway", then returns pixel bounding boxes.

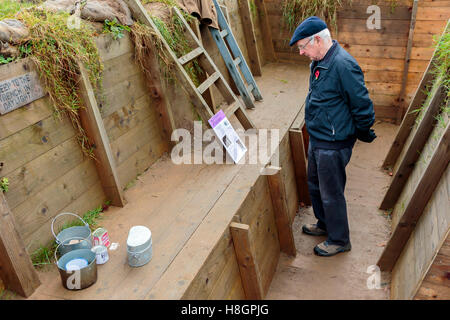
[22,62,310,300]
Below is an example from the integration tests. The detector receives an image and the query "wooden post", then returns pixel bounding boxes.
[266,166,296,256]
[380,82,446,210]
[396,0,419,125]
[238,0,262,76]
[302,125,309,156]
[134,40,176,144]
[254,0,277,63]
[78,64,125,207]
[0,192,40,297]
[378,122,450,271]
[230,222,263,300]
[289,128,311,205]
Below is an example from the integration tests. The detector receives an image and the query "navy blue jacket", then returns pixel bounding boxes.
[305,41,375,145]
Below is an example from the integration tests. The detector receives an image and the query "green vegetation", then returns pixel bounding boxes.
[249,0,258,20]
[0,55,14,64]
[281,0,352,34]
[0,177,8,193]
[30,200,111,268]
[124,174,141,190]
[16,8,103,158]
[388,0,397,14]
[0,0,34,20]
[0,1,36,65]
[410,26,449,127]
[130,0,203,86]
[103,18,131,40]
[432,28,450,99]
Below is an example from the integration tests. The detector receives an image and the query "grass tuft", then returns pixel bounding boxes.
[13,7,103,158]
[130,0,203,89]
[0,177,8,193]
[281,0,352,34]
[0,0,35,20]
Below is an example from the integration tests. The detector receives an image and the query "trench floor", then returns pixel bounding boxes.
[266,121,398,300]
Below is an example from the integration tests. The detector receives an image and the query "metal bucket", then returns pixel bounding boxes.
[55,238,97,290]
[126,226,152,267]
[52,212,92,256]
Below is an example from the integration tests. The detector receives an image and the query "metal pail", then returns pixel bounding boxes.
[55,238,97,290]
[51,212,92,256]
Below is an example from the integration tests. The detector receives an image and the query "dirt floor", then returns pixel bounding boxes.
[266,121,398,300]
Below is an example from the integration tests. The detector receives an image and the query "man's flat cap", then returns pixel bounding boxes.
[289,16,327,46]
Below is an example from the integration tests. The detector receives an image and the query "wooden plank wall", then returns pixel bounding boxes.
[264,0,450,122]
[0,33,169,255]
[182,132,298,299]
[95,34,169,190]
[391,167,449,299]
[389,111,449,299]
[414,232,450,300]
[0,60,107,255]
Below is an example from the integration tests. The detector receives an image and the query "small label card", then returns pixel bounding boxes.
[208,109,247,163]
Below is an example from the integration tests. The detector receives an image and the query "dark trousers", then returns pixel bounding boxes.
[307,143,353,246]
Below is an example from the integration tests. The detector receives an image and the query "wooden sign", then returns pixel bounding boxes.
[0,72,45,115]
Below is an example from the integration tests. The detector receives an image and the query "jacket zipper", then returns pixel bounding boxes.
[325,112,335,137]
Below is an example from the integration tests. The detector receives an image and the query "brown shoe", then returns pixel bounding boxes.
[302,223,327,236]
[314,240,351,257]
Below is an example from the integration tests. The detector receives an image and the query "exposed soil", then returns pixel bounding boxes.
[266,121,398,300]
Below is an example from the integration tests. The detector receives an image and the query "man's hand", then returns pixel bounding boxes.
[356,129,377,143]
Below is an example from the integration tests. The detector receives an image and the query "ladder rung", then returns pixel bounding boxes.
[247,84,254,93]
[234,57,241,66]
[223,101,240,118]
[220,29,228,38]
[197,72,220,94]
[178,47,204,65]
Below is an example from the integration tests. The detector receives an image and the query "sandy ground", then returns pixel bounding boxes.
[266,121,398,300]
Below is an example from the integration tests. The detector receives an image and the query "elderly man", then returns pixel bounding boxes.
[289,16,376,256]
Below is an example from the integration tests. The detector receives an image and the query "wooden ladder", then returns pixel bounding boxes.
[124,0,255,130]
[209,0,263,110]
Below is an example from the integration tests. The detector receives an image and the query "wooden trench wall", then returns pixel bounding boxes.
[182,130,301,299]
[265,0,450,122]
[389,122,449,300]
[0,35,170,257]
[146,108,306,300]
[387,112,449,300]
[0,0,286,298]
[376,22,449,299]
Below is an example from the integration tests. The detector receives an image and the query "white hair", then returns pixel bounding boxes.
[310,28,331,43]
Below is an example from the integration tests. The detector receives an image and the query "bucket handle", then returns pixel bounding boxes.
[54,236,90,266]
[51,212,89,241]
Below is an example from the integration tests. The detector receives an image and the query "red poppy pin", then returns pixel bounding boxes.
[315,70,320,80]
